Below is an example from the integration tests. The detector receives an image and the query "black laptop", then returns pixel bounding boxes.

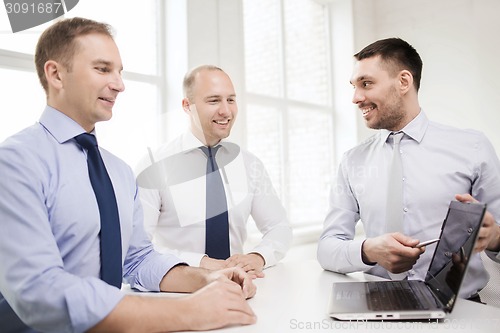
[328,200,486,320]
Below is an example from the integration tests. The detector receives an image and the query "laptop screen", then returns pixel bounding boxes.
[424,201,486,310]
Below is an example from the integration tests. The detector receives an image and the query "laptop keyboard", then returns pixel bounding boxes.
[366,281,432,311]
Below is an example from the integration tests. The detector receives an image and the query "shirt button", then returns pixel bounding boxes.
[467,227,473,234]
[403,207,408,212]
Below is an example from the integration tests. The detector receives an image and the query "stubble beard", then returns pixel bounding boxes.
[367,87,405,131]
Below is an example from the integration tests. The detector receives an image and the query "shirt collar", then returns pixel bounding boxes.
[380,110,429,145]
[38,105,91,144]
[181,130,227,152]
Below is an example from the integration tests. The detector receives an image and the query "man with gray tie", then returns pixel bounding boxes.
[317,38,500,302]
[137,65,292,277]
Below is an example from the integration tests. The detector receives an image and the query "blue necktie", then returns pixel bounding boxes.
[75,133,122,288]
[200,146,230,260]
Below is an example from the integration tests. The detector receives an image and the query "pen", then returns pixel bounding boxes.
[415,238,440,248]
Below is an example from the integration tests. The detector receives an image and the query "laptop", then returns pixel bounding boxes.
[328,200,486,321]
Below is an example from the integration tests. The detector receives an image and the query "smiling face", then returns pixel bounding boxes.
[48,33,125,132]
[183,69,237,147]
[350,56,407,131]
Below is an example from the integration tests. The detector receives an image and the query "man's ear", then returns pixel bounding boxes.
[182,98,191,113]
[44,60,64,91]
[399,70,414,95]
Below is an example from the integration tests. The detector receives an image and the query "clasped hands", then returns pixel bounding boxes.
[201,253,266,278]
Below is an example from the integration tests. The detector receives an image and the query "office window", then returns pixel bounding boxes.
[0,67,45,141]
[0,0,162,168]
[246,104,283,196]
[243,0,334,226]
[243,0,282,98]
[0,10,51,54]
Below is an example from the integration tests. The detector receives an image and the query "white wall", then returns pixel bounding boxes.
[351,0,500,153]
[185,0,247,145]
[160,0,247,146]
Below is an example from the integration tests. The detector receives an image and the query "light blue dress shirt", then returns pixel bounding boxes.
[0,106,183,333]
[318,111,500,298]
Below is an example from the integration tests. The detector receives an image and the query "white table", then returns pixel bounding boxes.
[127,259,500,332]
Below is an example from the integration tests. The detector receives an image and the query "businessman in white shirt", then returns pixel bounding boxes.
[137,65,292,277]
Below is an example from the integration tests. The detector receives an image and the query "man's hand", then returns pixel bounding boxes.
[90,266,257,333]
[200,253,266,278]
[207,267,257,299]
[225,253,265,278]
[177,279,257,331]
[200,256,227,270]
[362,233,424,273]
[455,194,500,252]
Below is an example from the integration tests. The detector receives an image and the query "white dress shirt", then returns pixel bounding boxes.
[137,131,292,268]
[318,111,500,298]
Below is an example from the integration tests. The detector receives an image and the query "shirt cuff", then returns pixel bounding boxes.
[181,252,207,267]
[65,278,124,333]
[249,246,274,268]
[485,249,500,263]
[127,252,186,292]
[155,248,205,268]
[349,238,377,270]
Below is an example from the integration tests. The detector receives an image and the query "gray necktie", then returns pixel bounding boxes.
[386,132,405,233]
[385,132,407,280]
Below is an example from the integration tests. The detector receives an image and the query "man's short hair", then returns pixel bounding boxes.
[35,17,114,93]
[183,65,224,100]
[354,37,423,91]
